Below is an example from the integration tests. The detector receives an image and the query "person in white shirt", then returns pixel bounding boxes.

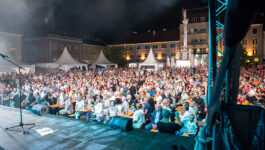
[181,90,189,101]
[94,100,104,122]
[132,103,145,129]
[186,114,197,136]
[75,95,85,119]
[122,97,129,114]
[59,95,73,115]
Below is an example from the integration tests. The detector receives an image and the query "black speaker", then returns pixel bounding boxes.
[220,104,265,150]
[157,122,182,134]
[109,116,133,132]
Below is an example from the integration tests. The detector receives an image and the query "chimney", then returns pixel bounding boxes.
[153,30,156,36]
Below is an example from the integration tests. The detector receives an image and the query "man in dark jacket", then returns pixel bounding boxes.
[145,105,163,130]
[21,89,35,110]
[14,89,26,108]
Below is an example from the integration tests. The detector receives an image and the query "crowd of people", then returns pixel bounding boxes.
[0,65,264,136]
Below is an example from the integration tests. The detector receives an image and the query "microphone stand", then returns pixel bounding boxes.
[1,55,35,134]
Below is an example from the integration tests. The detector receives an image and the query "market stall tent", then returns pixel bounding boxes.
[92,50,118,68]
[36,46,86,71]
[138,48,163,71]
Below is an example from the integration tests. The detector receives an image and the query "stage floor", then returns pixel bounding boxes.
[0,106,195,150]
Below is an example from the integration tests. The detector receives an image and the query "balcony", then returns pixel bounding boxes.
[181,29,207,35]
[188,41,208,45]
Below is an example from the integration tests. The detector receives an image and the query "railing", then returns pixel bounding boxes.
[189,42,208,45]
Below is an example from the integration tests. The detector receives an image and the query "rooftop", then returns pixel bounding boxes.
[111,29,180,45]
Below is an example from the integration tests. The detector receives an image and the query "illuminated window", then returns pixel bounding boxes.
[253,39,257,46]
[253,28,257,34]
[137,46,141,49]
[162,44,167,48]
[253,49,257,55]
[145,45,149,49]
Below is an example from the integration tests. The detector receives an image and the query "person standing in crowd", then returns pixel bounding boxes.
[133,103,145,129]
[143,98,152,123]
[75,95,85,119]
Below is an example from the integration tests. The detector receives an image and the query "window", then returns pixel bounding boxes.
[75,50,78,58]
[253,49,257,55]
[162,53,166,57]
[145,45,149,49]
[145,54,148,57]
[253,39,257,46]
[129,47,133,50]
[155,53,158,57]
[130,55,133,58]
[53,43,57,51]
[75,45,79,51]
[200,39,207,44]
[200,29,207,33]
[137,46,141,49]
[200,48,206,53]
[194,29,197,33]
[192,17,197,23]
[200,17,206,22]
[171,53,176,57]
[162,44,167,48]
[193,48,197,54]
[153,45,158,49]
[137,54,141,58]
[170,44,176,48]
[253,28,257,34]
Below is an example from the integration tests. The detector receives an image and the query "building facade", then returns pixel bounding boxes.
[81,44,106,63]
[23,34,82,64]
[109,30,180,62]
[22,34,106,64]
[0,32,22,61]
[242,24,264,62]
[179,8,209,55]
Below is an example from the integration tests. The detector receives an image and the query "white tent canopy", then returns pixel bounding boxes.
[92,50,118,68]
[56,46,83,65]
[138,48,163,71]
[36,46,86,71]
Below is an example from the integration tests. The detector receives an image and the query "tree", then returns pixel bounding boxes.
[240,45,249,67]
[103,46,128,67]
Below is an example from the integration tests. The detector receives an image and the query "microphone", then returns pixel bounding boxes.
[0,53,9,58]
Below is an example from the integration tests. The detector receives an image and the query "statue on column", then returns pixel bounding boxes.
[181,9,189,60]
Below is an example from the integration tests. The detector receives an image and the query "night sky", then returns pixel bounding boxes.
[0,0,248,44]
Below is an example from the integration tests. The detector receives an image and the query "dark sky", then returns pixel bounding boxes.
[0,0,206,43]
